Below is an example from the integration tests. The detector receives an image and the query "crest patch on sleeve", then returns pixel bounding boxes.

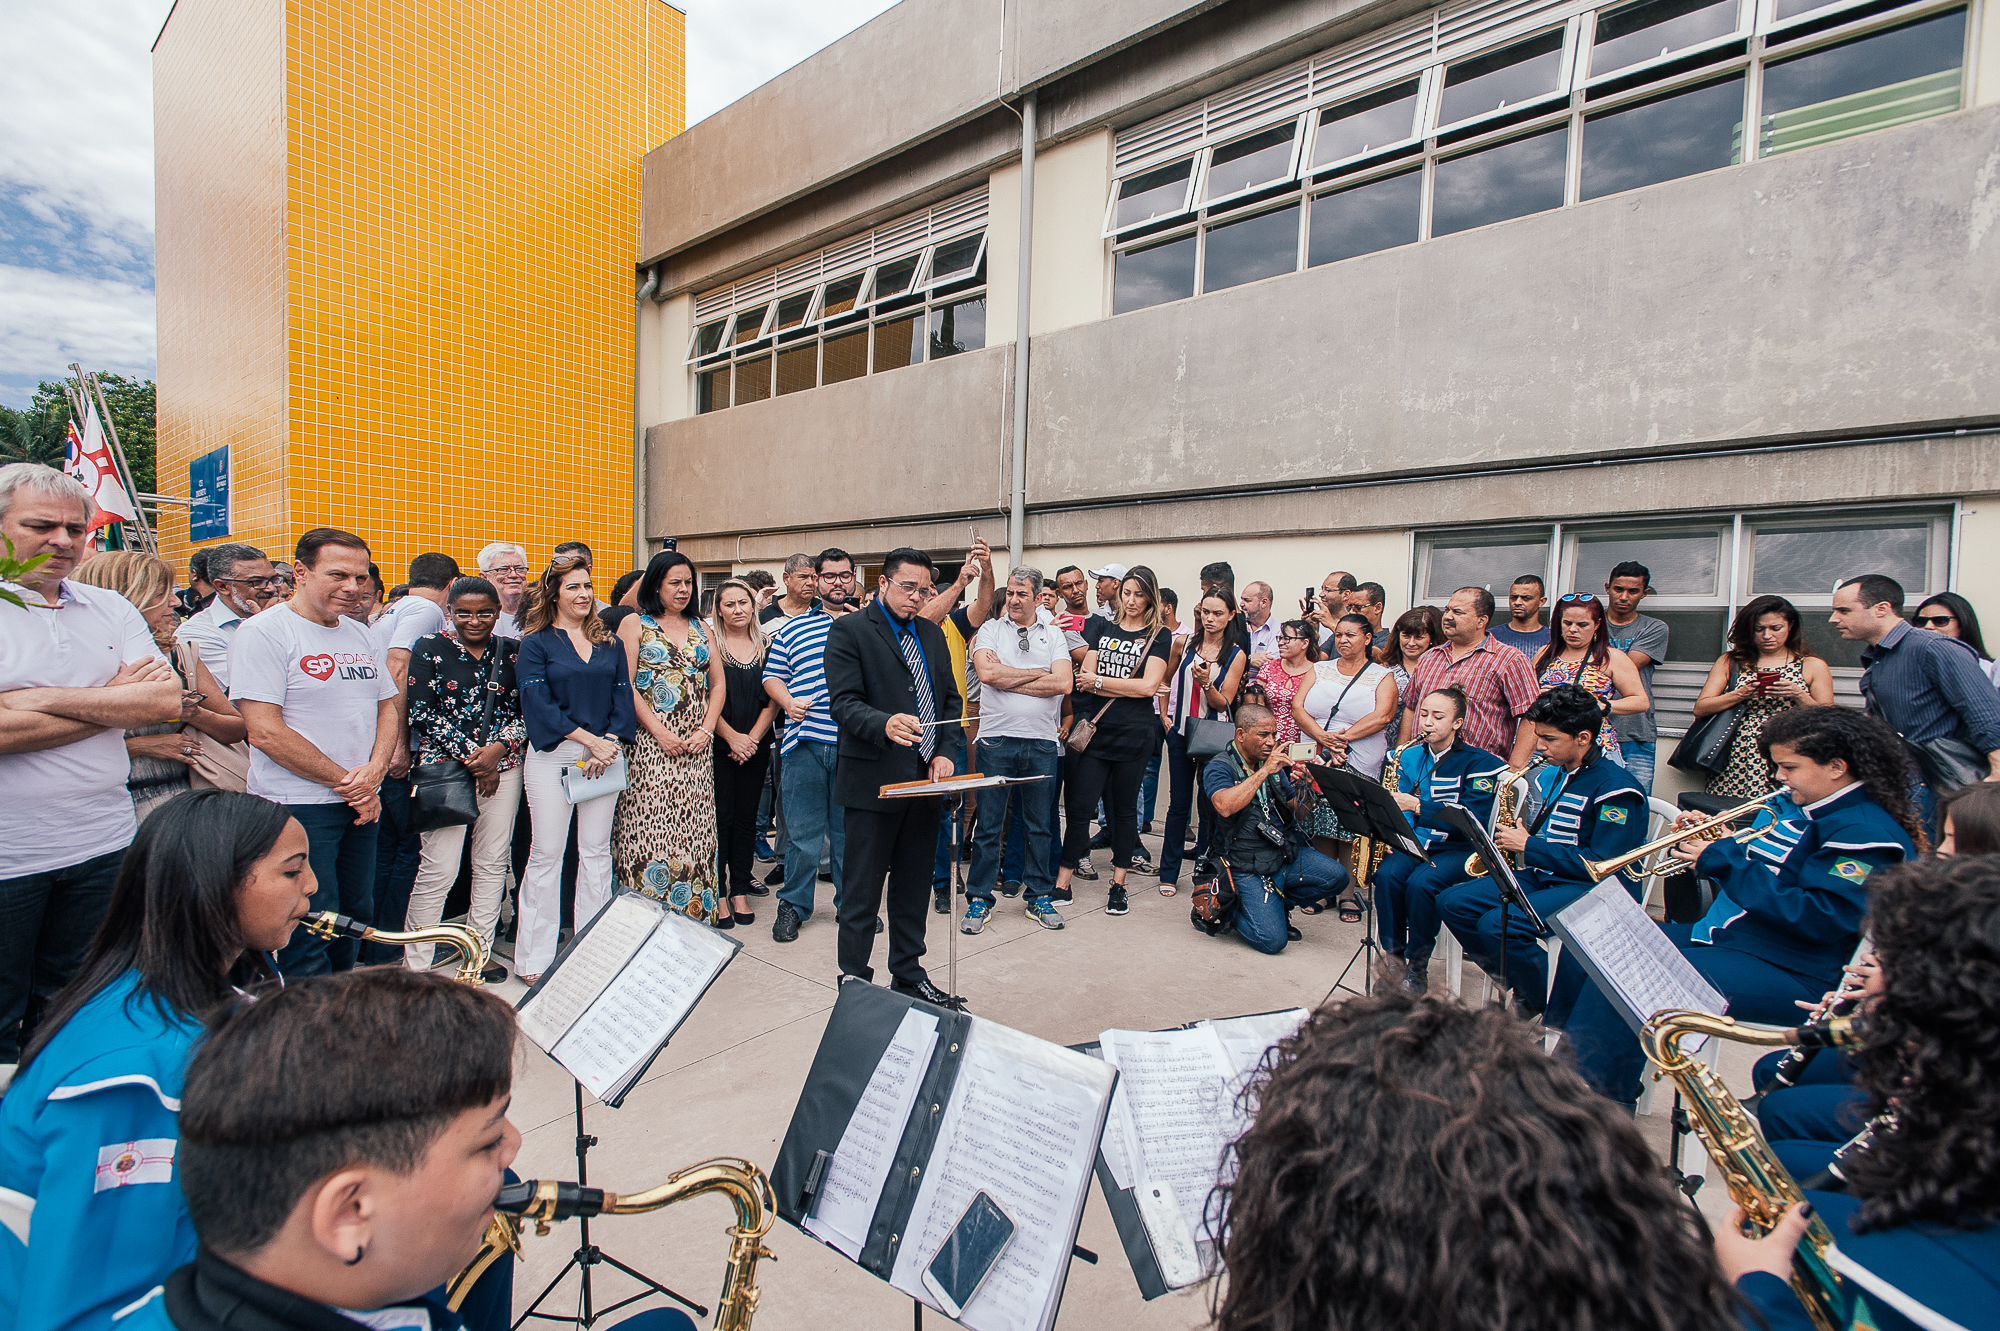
[94,1139,176,1192]
[1832,859,1870,884]
[1598,806,1628,823]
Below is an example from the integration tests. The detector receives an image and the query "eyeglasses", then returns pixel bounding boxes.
[1914,615,1956,628]
[818,571,856,583]
[1278,633,1307,643]
[885,577,933,596]
[484,564,529,577]
[452,608,500,620]
[1557,592,1598,603]
[216,576,284,591]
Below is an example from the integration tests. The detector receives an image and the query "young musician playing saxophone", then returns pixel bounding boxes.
[1434,684,1648,1019]
[117,968,695,1331]
[1566,706,1918,1105]
[1716,855,2000,1330]
[0,791,311,1331]
[1369,686,1511,994]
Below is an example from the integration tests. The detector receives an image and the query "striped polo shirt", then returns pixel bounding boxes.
[764,608,840,754]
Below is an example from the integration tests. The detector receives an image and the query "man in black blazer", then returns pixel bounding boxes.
[825,547,965,1006]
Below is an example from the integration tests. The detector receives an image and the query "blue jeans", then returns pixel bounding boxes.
[1568,941,1830,1104]
[1138,720,1164,825]
[778,741,843,921]
[277,802,381,976]
[1371,848,1474,963]
[0,847,123,1061]
[1233,846,1349,955]
[1157,727,1217,885]
[1621,740,1656,794]
[968,737,1060,902]
[1004,751,1064,885]
[370,773,425,965]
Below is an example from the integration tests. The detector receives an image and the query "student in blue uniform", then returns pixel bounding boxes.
[1716,855,2000,1331]
[1434,684,1648,1018]
[1567,705,1919,1105]
[118,968,694,1331]
[0,791,311,1331]
[1368,686,1511,993]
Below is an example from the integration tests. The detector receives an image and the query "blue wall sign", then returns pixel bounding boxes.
[189,446,230,541]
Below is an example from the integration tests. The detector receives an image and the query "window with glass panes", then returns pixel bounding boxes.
[1414,505,1954,732]
[1108,0,1968,316]
[689,196,989,413]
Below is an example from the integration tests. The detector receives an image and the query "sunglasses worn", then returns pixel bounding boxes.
[1914,615,1955,628]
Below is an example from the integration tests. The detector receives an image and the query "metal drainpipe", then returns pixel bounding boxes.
[1008,94,1035,572]
[633,263,660,567]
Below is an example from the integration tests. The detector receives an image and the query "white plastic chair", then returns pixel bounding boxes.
[1639,797,1680,912]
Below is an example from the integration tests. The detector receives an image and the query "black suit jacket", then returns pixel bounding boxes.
[825,603,964,810]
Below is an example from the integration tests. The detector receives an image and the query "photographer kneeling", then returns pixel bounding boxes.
[1199,704,1349,953]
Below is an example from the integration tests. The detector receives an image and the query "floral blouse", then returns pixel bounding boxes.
[408,631,527,770]
[634,614,710,726]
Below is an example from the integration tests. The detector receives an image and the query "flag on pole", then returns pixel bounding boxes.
[64,400,139,529]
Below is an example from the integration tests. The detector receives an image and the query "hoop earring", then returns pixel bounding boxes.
[345,1245,366,1266]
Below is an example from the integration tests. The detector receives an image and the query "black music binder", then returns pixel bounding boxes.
[775,982,1116,1331]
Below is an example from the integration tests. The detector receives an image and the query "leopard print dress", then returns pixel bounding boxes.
[612,615,720,923]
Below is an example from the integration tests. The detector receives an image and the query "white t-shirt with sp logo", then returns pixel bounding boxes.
[228,603,397,804]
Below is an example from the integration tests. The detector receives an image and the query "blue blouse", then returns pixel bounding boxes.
[517,627,638,751]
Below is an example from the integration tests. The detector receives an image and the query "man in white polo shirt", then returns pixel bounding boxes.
[963,565,1074,934]
[173,542,278,691]
[0,465,180,1061]
[230,527,398,976]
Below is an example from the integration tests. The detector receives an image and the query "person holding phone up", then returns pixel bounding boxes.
[1690,595,1834,800]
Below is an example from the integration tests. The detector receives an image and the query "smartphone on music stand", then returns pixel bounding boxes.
[921,1190,1015,1320]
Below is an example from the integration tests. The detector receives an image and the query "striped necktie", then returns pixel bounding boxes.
[894,617,936,761]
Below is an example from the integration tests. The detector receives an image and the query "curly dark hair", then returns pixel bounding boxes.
[1845,857,2000,1232]
[1212,985,1742,1331]
[1757,705,1925,850]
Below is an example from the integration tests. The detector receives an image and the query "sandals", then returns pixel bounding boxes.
[1298,902,1331,916]
[1158,883,1177,897]
[1337,899,1364,924]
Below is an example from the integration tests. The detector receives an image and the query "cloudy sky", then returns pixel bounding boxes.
[0,0,897,408]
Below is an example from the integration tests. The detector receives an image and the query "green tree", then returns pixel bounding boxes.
[0,376,156,494]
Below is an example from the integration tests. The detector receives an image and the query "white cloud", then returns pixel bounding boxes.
[0,265,157,389]
[682,0,900,125]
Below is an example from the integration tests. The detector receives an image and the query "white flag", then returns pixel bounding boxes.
[65,400,139,523]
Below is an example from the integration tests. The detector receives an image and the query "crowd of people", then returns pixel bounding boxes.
[3,455,1999,1331]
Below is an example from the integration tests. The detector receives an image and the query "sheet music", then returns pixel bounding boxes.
[804,1007,940,1259]
[1098,1026,1240,1244]
[1097,1079,1137,1189]
[550,911,738,1098]
[1556,880,1726,1047]
[1198,1008,1309,1080]
[516,894,659,1052]
[889,1030,1111,1331]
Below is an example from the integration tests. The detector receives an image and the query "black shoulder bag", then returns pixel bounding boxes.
[410,645,503,833]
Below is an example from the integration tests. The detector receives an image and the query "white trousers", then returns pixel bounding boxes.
[404,764,523,970]
[519,741,619,975]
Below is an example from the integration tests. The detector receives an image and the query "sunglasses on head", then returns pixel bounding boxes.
[1557,592,1597,603]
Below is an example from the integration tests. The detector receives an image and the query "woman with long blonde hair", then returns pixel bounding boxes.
[514,552,636,983]
[70,551,246,821]
[711,578,776,925]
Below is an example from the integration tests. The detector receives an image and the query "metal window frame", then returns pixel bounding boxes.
[1199,113,1312,210]
[687,317,730,363]
[1579,0,1754,85]
[920,232,988,291]
[1743,508,1952,604]
[1560,521,1734,604]
[1304,162,1427,267]
[1576,65,1756,196]
[1304,72,1436,179]
[861,253,923,307]
[1108,223,1204,315]
[1194,195,1307,296]
[1428,19,1582,136]
[768,289,818,337]
[1412,525,1559,604]
[1103,155,1202,239]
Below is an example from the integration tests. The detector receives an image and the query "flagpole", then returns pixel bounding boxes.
[67,363,157,556]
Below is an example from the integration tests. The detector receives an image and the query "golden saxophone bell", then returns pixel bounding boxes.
[446,1160,776,1330]
[300,910,490,984]
[1465,755,1545,877]
[1581,791,1785,884]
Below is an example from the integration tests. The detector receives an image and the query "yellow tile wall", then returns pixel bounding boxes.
[156,0,684,580]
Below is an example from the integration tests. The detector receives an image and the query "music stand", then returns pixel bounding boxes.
[1305,764,1429,999]
[1434,802,1547,1008]
[880,772,1050,1004]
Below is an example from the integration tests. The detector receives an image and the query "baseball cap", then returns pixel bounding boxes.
[1088,563,1129,580]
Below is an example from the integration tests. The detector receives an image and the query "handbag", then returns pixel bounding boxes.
[561,751,629,804]
[1179,644,1240,760]
[1902,734,1987,793]
[1189,857,1239,936]
[1067,627,1165,754]
[172,642,250,793]
[409,646,502,833]
[1668,703,1742,775]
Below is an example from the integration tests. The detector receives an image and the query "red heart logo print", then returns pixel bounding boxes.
[300,653,336,681]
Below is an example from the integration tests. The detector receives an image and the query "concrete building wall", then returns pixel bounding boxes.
[988,129,1115,345]
[152,0,289,562]
[1028,104,2000,507]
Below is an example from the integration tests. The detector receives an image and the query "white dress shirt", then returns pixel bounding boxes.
[175,596,249,691]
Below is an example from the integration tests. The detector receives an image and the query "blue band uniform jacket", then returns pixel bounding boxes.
[1393,739,1512,850]
[1519,749,1650,895]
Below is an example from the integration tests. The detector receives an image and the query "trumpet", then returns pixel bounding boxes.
[1581,791,1785,884]
[447,1159,775,1329]
[300,910,489,985]
[1465,755,1546,878]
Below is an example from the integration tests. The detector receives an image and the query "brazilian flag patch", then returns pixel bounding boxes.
[1599,806,1628,823]
[1472,777,1494,792]
[1832,859,1870,883]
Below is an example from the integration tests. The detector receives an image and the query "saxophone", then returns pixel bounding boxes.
[1644,1010,1855,1331]
[1350,741,1413,894]
[1465,755,1545,877]
[300,909,489,985]
[447,1159,776,1330]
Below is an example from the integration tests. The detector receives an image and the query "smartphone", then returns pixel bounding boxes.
[921,1191,1015,1320]
[1756,669,1779,693]
[1304,584,1318,606]
[1287,741,1316,761]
